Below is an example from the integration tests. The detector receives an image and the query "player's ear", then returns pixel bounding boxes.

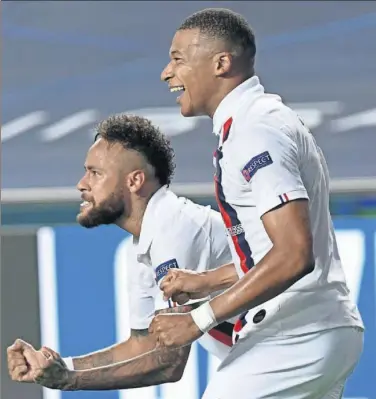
[127,170,145,193]
[213,52,232,77]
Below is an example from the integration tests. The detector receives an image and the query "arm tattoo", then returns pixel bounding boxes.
[67,305,194,391]
[72,349,114,370]
[72,329,149,370]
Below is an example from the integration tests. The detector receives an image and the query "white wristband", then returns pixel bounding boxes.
[62,357,74,371]
[191,301,218,333]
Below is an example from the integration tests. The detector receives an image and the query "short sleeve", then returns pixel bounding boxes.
[239,124,309,218]
[149,216,212,310]
[126,252,156,330]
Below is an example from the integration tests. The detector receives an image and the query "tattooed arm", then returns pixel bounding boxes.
[62,304,196,391]
[71,328,154,370]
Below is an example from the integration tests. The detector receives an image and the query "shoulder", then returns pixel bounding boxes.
[232,94,299,143]
[147,196,216,264]
[154,194,216,238]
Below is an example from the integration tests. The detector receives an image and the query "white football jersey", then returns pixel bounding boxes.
[212,76,364,341]
[125,186,236,360]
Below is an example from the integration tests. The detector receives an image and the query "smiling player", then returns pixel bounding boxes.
[151,8,365,399]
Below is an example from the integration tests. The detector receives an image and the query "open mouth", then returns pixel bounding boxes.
[80,200,93,209]
[169,85,185,93]
[170,86,185,104]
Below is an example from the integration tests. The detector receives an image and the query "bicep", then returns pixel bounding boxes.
[241,125,313,264]
[261,199,313,258]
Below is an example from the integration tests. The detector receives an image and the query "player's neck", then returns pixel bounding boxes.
[207,73,254,118]
[118,210,144,238]
[116,183,161,237]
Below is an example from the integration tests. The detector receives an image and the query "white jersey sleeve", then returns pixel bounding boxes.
[240,124,309,218]
[149,214,212,311]
[125,243,156,330]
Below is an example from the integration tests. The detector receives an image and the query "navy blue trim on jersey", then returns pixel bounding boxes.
[214,118,254,273]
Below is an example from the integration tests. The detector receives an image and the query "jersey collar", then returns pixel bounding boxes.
[212,75,264,136]
[136,185,171,255]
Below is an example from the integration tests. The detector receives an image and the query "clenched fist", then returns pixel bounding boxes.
[7,339,34,383]
[7,339,75,390]
[160,269,210,304]
[149,313,202,349]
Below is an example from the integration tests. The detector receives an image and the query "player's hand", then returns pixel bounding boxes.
[7,339,35,382]
[30,345,75,390]
[149,313,203,349]
[8,339,74,390]
[160,269,210,304]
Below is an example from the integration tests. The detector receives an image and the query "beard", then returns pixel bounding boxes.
[77,192,125,228]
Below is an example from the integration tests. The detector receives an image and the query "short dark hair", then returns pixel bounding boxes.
[178,8,256,62]
[95,114,175,186]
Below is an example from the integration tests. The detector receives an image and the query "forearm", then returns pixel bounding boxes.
[71,332,154,370]
[202,263,239,292]
[210,247,313,323]
[64,304,194,390]
[71,342,126,370]
[66,345,190,391]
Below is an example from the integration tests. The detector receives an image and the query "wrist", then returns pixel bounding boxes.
[61,357,78,391]
[206,263,238,291]
[190,301,218,334]
[62,370,79,391]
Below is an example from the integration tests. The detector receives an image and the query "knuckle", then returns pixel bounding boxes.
[9,360,19,368]
[8,361,15,369]
[12,370,22,379]
[14,366,24,374]
[170,271,178,279]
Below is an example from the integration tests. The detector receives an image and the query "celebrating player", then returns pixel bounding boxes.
[7,114,239,391]
[152,8,365,398]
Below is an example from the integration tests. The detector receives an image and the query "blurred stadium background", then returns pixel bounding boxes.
[2,1,376,399]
